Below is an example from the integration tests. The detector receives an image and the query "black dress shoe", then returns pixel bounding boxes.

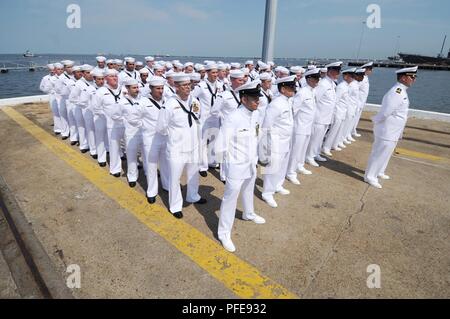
[99,162,107,167]
[110,173,121,178]
[71,141,78,146]
[62,136,69,140]
[199,171,208,177]
[91,154,98,160]
[121,155,127,161]
[162,188,169,193]
[55,132,61,136]
[194,198,207,205]
[80,149,89,153]
[173,212,183,219]
[147,196,156,204]
[128,181,136,188]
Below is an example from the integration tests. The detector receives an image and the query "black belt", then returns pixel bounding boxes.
[176,99,198,127]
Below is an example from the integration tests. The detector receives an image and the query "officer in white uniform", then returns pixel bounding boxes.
[96,69,125,177]
[260,75,297,208]
[352,62,373,138]
[40,64,61,135]
[91,70,109,167]
[215,81,266,253]
[322,68,355,156]
[119,57,139,85]
[306,62,342,167]
[286,68,321,184]
[157,73,207,219]
[139,76,169,203]
[364,66,418,189]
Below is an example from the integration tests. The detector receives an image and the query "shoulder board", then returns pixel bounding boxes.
[396,88,402,94]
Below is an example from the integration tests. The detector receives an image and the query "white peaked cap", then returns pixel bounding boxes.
[325,61,343,68]
[342,68,357,74]
[362,61,374,68]
[276,75,297,85]
[396,66,418,74]
[304,68,321,77]
[148,76,166,86]
[355,68,366,74]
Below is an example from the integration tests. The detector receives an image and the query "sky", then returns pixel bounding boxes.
[1,0,450,59]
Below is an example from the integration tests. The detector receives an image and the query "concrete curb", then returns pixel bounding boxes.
[0,176,74,299]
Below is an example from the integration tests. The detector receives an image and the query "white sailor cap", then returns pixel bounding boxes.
[290,66,304,74]
[124,57,136,64]
[124,78,139,86]
[236,80,262,97]
[230,62,241,69]
[342,68,357,74]
[217,63,227,71]
[194,63,205,71]
[396,66,418,75]
[259,72,272,81]
[172,60,181,64]
[96,56,106,63]
[225,63,231,69]
[106,59,114,64]
[148,76,166,87]
[184,62,194,68]
[267,61,275,67]
[47,64,55,70]
[165,62,173,69]
[274,66,289,74]
[174,62,184,69]
[190,72,201,81]
[205,63,218,71]
[145,56,155,62]
[229,70,245,79]
[72,66,82,72]
[81,64,93,72]
[241,67,250,75]
[245,60,254,66]
[172,72,191,83]
[114,59,123,65]
[53,63,63,69]
[104,69,119,76]
[136,61,144,66]
[91,70,104,78]
[320,68,328,73]
[259,62,269,70]
[276,75,297,85]
[61,60,75,67]
[307,65,317,70]
[304,68,321,78]
[165,69,175,78]
[139,68,150,75]
[355,68,366,75]
[203,60,214,64]
[362,62,374,68]
[153,64,165,71]
[325,61,343,69]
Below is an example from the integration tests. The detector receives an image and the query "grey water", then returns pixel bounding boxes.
[1,54,449,114]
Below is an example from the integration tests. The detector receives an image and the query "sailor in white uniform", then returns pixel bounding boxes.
[91,70,108,167]
[93,56,107,73]
[215,80,266,253]
[156,73,207,219]
[286,68,321,184]
[40,64,61,135]
[60,61,81,144]
[352,62,373,138]
[190,72,201,91]
[119,57,139,86]
[260,75,297,208]
[322,68,355,156]
[364,66,418,189]
[139,76,169,203]
[211,69,245,123]
[54,60,75,140]
[95,69,125,177]
[163,70,177,100]
[343,69,365,144]
[138,68,150,97]
[144,56,155,76]
[257,72,273,126]
[245,60,259,81]
[305,62,342,167]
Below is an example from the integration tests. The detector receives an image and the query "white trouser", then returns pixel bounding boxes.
[352,107,364,135]
[218,174,258,240]
[306,124,329,160]
[57,97,70,137]
[74,105,87,150]
[66,101,78,142]
[262,151,290,196]
[82,108,97,155]
[200,117,220,172]
[286,134,311,178]
[365,137,397,183]
[143,134,169,198]
[335,117,349,146]
[168,152,201,213]
[94,114,108,163]
[342,115,355,141]
[49,96,61,133]
[107,126,125,175]
[125,132,143,182]
[323,118,344,151]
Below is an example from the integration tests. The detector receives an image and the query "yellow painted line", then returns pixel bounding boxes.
[395,147,448,163]
[2,106,297,299]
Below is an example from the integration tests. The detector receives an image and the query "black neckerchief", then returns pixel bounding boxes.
[125,70,136,79]
[298,80,302,88]
[148,97,163,109]
[168,86,175,94]
[64,73,71,79]
[262,90,272,104]
[230,90,241,106]
[125,97,139,106]
[205,81,218,107]
[107,88,122,103]
[176,98,198,127]
[249,74,255,81]
[83,79,90,87]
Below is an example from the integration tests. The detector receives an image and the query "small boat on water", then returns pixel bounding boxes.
[23,50,35,58]
[398,35,450,66]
